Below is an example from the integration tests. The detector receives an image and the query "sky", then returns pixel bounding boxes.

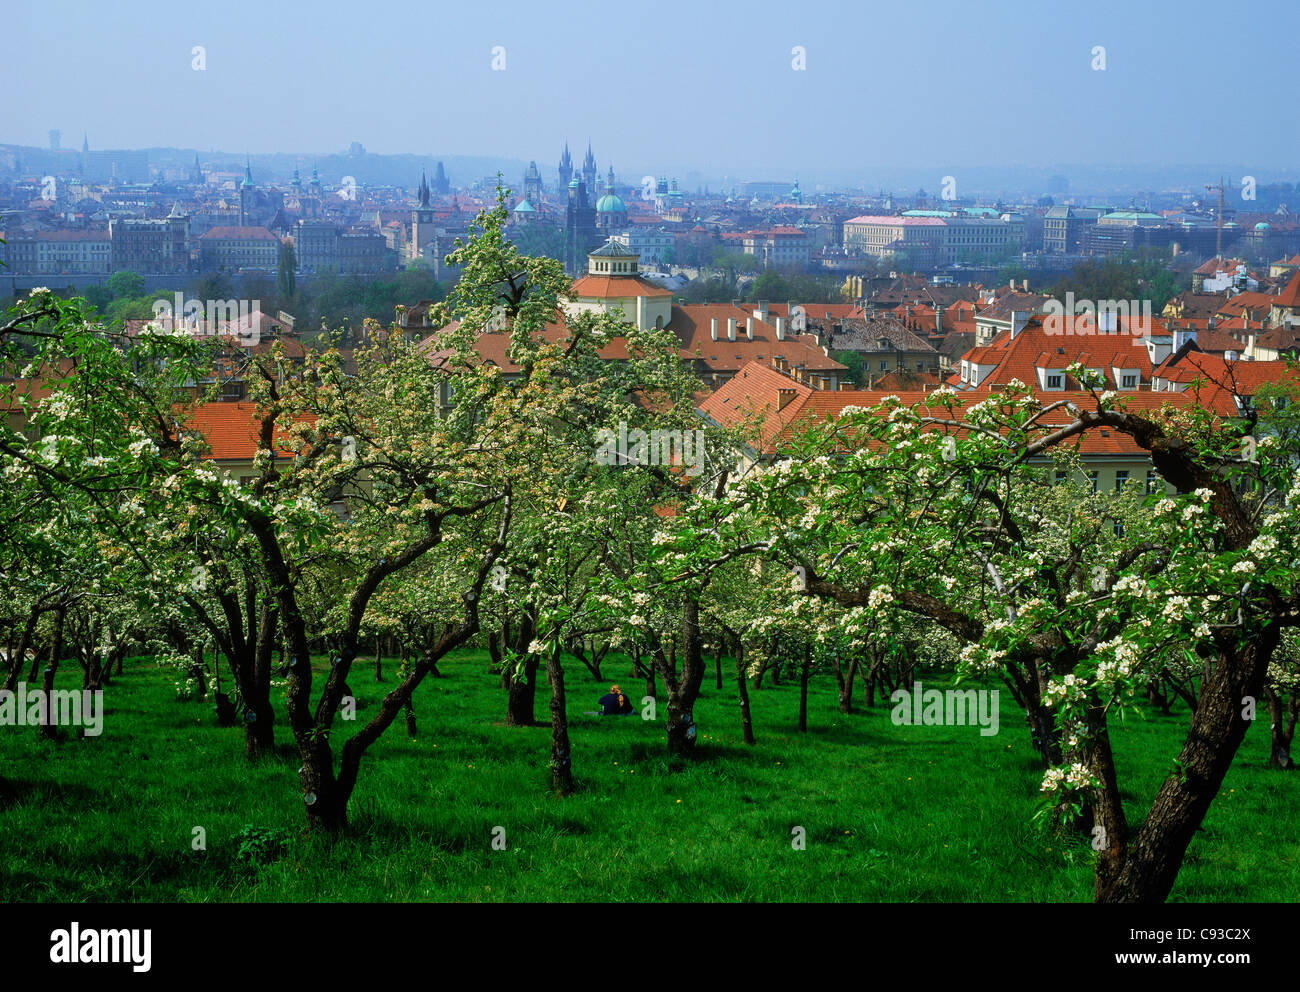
[6,0,1298,186]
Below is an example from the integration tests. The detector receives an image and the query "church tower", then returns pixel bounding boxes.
[582,143,597,196]
[239,155,254,226]
[564,177,598,277]
[411,171,436,261]
[434,161,450,195]
[523,161,542,206]
[558,143,573,191]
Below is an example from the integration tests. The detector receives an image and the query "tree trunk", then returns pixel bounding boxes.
[243,599,277,760]
[48,607,66,677]
[798,643,810,732]
[505,656,539,726]
[1265,685,1297,770]
[1096,627,1279,903]
[4,606,41,693]
[374,637,383,682]
[714,639,724,690]
[40,665,57,741]
[664,599,705,758]
[737,641,755,745]
[404,697,417,738]
[547,645,575,795]
[839,658,858,714]
[504,613,538,726]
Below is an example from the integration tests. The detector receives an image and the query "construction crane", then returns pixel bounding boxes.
[1204,178,1226,259]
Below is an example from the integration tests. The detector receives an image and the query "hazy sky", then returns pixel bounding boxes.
[7,0,1299,179]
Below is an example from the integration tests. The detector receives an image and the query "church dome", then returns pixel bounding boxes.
[596,193,626,213]
[1255,221,1271,231]
[515,199,536,213]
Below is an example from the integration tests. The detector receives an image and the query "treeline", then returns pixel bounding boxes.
[8,266,448,344]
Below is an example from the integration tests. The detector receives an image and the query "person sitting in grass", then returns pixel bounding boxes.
[597,684,634,716]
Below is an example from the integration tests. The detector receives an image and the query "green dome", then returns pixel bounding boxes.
[596,193,626,213]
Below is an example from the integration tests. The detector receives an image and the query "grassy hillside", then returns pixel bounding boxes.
[0,650,1292,901]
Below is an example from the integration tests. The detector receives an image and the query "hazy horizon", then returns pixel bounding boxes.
[7,0,1299,189]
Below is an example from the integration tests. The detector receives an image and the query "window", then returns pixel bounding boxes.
[1047,374,1062,388]
[880,361,888,371]
[1122,374,1137,388]
[1055,471,1067,484]
[1087,470,1099,493]
[1115,470,1128,492]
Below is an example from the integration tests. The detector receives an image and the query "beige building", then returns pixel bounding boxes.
[562,240,674,331]
[4,230,112,275]
[198,226,280,271]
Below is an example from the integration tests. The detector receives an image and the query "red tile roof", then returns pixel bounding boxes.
[670,305,846,375]
[569,275,673,298]
[953,316,1155,390]
[183,401,315,462]
[701,360,1234,458]
[1276,270,1300,307]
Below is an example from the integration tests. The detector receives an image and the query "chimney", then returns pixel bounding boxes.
[746,317,754,340]
[777,388,797,411]
[1009,278,1015,289]
[775,316,786,340]
[1021,278,1029,292]
[636,294,647,330]
[754,300,769,321]
[935,306,943,335]
[711,317,718,341]
[1173,327,1198,352]
[732,299,741,308]
[727,317,737,341]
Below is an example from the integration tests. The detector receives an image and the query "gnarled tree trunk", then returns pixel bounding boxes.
[547,644,574,795]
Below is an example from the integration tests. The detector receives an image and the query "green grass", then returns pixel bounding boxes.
[0,650,1294,901]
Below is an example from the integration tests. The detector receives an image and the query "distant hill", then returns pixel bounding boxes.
[0,143,532,192]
